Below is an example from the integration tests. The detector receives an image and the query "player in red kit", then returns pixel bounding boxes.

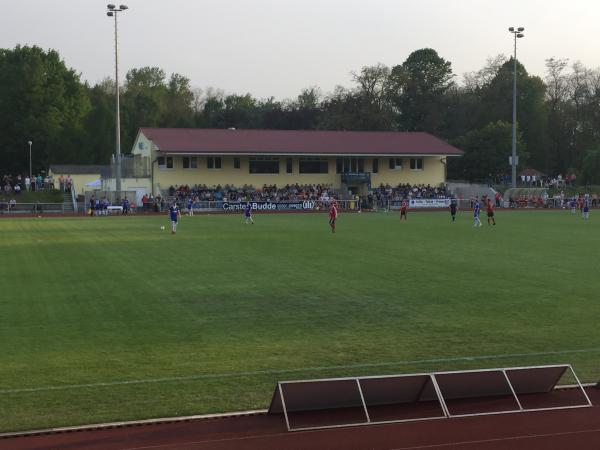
[486,198,496,225]
[400,200,408,221]
[329,200,338,233]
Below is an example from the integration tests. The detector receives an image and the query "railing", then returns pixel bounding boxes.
[70,183,78,213]
[0,203,65,214]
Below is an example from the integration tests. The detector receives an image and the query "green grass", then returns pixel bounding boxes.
[1,210,599,432]
[0,189,63,203]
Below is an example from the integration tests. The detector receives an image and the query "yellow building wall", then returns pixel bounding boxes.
[48,171,102,195]
[370,157,446,187]
[152,155,446,192]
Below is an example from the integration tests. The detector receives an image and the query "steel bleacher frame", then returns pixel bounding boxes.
[268,364,592,432]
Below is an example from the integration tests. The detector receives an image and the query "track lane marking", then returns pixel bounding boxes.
[114,427,600,450]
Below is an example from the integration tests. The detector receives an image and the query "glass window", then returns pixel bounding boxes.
[372,158,378,173]
[410,158,424,170]
[182,157,197,169]
[286,158,293,174]
[157,156,165,167]
[336,158,365,174]
[166,157,173,169]
[299,158,328,174]
[390,158,402,170]
[249,157,280,174]
[234,157,241,169]
[207,157,222,169]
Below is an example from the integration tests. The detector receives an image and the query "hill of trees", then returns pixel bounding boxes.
[1,45,599,183]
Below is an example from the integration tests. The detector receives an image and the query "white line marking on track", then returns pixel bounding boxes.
[2,347,599,395]
[111,427,600,450]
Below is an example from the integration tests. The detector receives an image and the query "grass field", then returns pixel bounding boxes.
[1,210,599,432]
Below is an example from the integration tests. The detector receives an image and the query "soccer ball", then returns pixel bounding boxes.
[160,226,165,230]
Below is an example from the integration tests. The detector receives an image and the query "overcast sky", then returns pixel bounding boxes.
[2,0,599,99]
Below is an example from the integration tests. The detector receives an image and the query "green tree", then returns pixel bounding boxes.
[581,148,600,184]
[449,121,525,181]
[389,48,454,133]
[0,45,90,173]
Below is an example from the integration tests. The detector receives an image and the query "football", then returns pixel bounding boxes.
[160,226,165,230]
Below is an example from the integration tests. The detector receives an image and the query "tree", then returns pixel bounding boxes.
[0,45,90,173]
[448,121,526,182]
[389,48,454,134]
[581,147,600,184]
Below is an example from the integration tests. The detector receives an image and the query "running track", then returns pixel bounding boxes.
[2,387,599,450]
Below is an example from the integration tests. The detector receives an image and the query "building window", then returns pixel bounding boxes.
[182,156,197,169]
[335,158,365,174]
[234,157,241,169]
[299,157,328,174]
[372,158,379,173]
[157,156,173,169]
[286,158,293,174]
[138,142,144,150]
[207,157,222,169]
[389,158,402,170]
[410,158,424,170]
[249,157,279,174]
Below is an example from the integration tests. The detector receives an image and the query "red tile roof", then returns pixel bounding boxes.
[139,128,463,156]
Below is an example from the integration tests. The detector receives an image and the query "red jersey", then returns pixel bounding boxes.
[486,202,494,213]
[329,204,338,219]
[400,201,407,211]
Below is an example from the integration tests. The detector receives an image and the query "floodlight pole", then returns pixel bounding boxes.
[27,140,32,180]
[509,27,524,188]
[107,4,128,200]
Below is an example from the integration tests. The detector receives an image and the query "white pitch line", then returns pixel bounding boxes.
[1,347,599,395]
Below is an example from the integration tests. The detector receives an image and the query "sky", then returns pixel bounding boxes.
[1,0,599,100]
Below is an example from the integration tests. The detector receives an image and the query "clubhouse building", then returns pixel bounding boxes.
[129,128,463,196]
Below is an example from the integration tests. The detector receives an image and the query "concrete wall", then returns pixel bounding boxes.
[48,171,101,195]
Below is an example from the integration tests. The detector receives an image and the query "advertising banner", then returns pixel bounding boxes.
[222,201,316,212]
[408,199,451,208]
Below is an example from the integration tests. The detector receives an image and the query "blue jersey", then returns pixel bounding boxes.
[170,205,179,222]
[244,204,252,217]
[473,201,480,216]
[188,199,193,209]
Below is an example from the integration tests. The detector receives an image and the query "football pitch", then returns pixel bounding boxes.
[1,210,599,432]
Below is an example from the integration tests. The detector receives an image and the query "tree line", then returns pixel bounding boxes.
[1,45,599,183]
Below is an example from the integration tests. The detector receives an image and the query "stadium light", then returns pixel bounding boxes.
[508,26,525,188]
[106,4,128,200]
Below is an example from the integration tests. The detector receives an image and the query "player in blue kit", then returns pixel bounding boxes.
[169,202,181,234]
[473,198,482,227]
[187,197,194,216]
[244,202,254,224]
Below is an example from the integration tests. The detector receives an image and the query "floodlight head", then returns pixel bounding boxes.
[517,33,524,38]
[107,4,116,10]
[28,141,32,145]
[119,4,128,10]
[107,11,114,16]
[508,27,515,32]
[518,27,525,31]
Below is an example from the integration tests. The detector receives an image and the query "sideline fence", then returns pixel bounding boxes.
[0,202,65,214]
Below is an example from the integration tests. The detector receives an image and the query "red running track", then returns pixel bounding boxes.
[2,387,599,450]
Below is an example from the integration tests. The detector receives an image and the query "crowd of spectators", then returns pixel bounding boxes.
[372,183,448,202]
[2,173,54,195]
[168,183,334,203]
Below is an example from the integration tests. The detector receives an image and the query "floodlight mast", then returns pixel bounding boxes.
[106,4,128,199]
[508,26,525,188]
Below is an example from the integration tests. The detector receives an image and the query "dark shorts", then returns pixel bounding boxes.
[329,217,336,224]
[400,210,407,215]
[487,211,494,217]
